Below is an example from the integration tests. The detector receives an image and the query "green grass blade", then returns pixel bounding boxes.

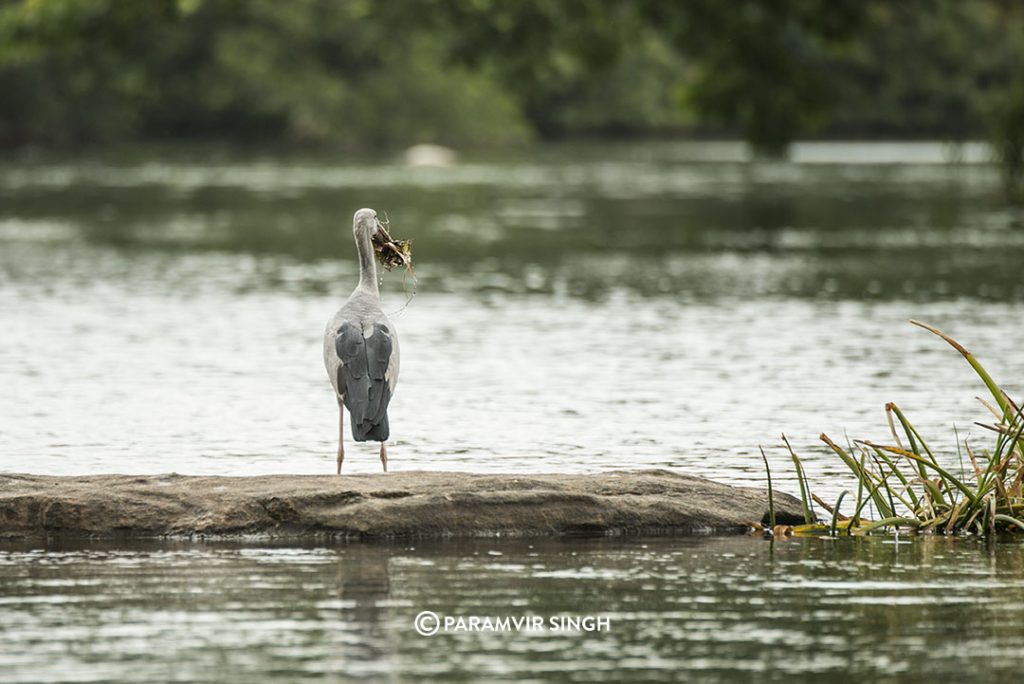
[870,453,899,520]
[851,475,892,526]
[853,447,867,529]
[910,320,1009,418]
[782,434,814,525]
[865,442,978,506]
[888,404,949,508]
[760,446,776,529]
[954,424,966,484]
[820,434,893,519]
[830,491,849,537]
[861,446,922,515]
[994,514,1024,532]
[864,442,920,511]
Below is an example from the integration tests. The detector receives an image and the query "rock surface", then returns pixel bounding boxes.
[0,470,804,540]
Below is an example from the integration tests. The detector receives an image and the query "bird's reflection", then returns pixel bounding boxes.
[332,546,394,668]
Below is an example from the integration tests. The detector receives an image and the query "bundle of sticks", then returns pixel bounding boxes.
[371,216,413,273]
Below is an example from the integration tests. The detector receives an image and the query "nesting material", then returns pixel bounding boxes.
[371,217,413,273]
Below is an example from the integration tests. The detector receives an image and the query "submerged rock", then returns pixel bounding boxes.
[0,470,803,540]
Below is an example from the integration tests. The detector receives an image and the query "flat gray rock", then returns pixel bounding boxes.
[0,469,803,540]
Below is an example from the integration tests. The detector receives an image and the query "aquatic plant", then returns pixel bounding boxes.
[372,214,414,274]
[765,320,1024,537]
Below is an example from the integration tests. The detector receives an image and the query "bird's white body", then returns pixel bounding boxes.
[323,289,400,404]
[323,208,400,473]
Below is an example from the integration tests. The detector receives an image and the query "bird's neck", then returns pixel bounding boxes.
[355,229,379,295]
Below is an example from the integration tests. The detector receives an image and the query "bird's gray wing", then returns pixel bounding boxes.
[335,321,394,441]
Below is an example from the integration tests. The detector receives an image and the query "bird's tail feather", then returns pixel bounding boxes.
[352,413,389,442]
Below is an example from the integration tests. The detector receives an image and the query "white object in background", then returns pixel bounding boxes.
[404,144,457,167]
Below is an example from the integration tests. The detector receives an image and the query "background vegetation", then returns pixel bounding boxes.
[1,0,1023,167]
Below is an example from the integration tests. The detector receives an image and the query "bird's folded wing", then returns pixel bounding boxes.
[335,321,394,428]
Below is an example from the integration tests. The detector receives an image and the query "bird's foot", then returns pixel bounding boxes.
[379,443,388,473]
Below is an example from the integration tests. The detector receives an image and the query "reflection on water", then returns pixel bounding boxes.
[1,536,1022,683]
[1,141,1020,301]
[3,143,1024,682]
[2,142,1024,500]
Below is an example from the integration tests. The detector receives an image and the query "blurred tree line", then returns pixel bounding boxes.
[1,0,1022,173]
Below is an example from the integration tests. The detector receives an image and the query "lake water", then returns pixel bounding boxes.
[2,141,1023,494]
[3,141,1024,680]
[1,536,1023,683]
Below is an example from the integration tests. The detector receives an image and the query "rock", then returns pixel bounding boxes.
[0,470,804,540]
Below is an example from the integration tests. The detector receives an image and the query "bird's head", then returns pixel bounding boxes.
[353,207,384,239]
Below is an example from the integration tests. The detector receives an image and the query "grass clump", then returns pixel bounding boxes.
[764,320,1024,538]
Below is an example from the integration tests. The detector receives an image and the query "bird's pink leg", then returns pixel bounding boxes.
[336,403,345,475]
[379,442,388,473]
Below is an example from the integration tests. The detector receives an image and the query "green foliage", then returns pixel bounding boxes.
[826,2,1024,150]
[0,0,529,148]
[992,84,1024,200]
[656,0,869,157]
[0,0,1023,165]
[497,32,690,139]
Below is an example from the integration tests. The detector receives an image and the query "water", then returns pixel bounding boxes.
[4,141,1024,680]
[2,141,1023,492]
[1,536,1022,683]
